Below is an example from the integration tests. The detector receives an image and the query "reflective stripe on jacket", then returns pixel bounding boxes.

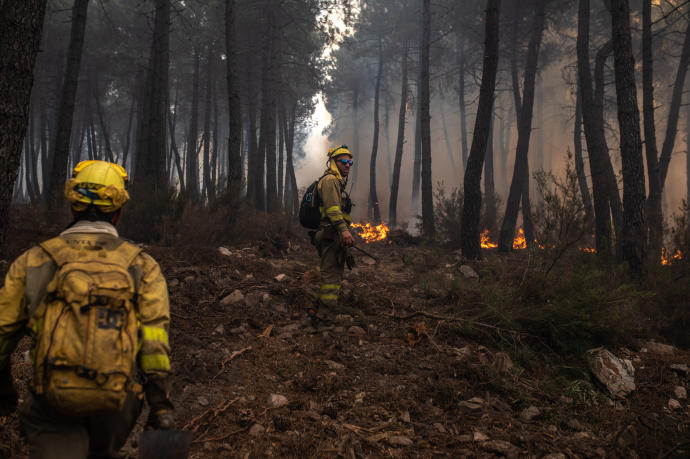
[0,222,171,379]
[317,173,351,233]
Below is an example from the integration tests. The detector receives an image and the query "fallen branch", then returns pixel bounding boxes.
[183,398,239,432]
[387,311,507,332]
[211,346,252,380]
[193,427,246,444]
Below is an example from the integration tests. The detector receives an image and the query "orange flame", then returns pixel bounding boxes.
[661,248,683,266]
[513,228,527,250]
[581,247,597,253]
[480,230,498,249]
[351,222,390,243]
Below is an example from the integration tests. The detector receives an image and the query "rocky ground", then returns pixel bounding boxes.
[1,227,690,458]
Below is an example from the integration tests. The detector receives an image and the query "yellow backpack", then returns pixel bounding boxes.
[28,236,143,416]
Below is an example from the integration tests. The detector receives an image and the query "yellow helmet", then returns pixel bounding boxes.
[327,145,353,159]
[64,160,130,212]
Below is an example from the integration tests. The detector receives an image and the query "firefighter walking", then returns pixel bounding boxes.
[0,160,173,459]
[308,145,355,325]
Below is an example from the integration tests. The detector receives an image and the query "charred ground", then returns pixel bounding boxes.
[1,208,689,458]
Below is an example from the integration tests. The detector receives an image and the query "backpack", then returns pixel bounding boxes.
[299,175,326,229]
[28,237,143,416]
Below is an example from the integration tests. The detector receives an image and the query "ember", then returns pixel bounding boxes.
[480,230,498,249]
[661,248,683,266]
[351,222,390,243]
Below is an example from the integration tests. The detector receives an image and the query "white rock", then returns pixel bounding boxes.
[473,431,489,442]
[220,290,244,306]
[587,348,635,398]
[183,275,195,283]
[646,340,675,355]
[197,396,209,406]
[459,265,479,278]
[268,394,289,408]
[218,247,232,257]
[668,398,682,410]
[519,406,540,422]
[274,273,288,282]
[673,386,687,400]
[248,423,265,436]
[355,392,365,403]
[459,400,483,411]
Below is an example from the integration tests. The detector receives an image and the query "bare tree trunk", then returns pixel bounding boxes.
[440,100,457,175]
[578,0,616,258]
[246,91,258,204]
[210,82,218,201]
[350,87,360,193]
[420,0,434,238]
[647,10,690,250]
[91,67,114,163]
[278,101,284,207]
[202,46,213,202]
[609,0,647,273]
[134,0,170,195]
[687,105,690,217]
[168,83,184,191]
[187,49,200,200]
[411,69,422,220]
[226,0,242,198]
[461,0,501,260]
[122,95,136,170]
[498,0,546,252]
[368,39,383,223]
[574,84,594,222]
[283,101,298,216]
[384,89,392,188]
[46,0,88,209]
[457,29,468,172]
[39,103,49,194]
[389,40,409,227]
[484,111,497,233]
[642,0,662,254]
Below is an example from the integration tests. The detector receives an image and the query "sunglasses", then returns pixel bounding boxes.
[339,159,353,166]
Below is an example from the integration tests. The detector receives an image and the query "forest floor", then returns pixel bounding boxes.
[1,212,689,458]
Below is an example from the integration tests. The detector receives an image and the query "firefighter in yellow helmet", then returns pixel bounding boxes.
[308,145,355,326]
[0,160,174,458]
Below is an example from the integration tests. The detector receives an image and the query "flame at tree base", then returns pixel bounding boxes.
[351,222,390,243]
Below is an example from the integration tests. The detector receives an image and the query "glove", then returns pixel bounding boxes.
[146,408,175,430]
[0,368,18,417]
[144,375,174,430]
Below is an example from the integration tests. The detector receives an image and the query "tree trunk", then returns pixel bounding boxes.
[210,82,218,201]
[202,46,213,202]
[574,84,594,222]
[47,0,89,209]
[642,0,662,254]
[648,10,690,251]
[609,0,647,273]
[91,68,114,163]
[186,49,200,201]
[368,39,383,223]
[411,67,422,221]
[134,0,170,195]
[0,0,46,241]
[687,105,690,217]
[278,100,284,207]
[350,87,360,193]
[226,0,242,198]
[420,0,434,238]
[389,40,409,227]
[440,101,457,174]
[246,90,258,203]
[122,95,136,170]
[578,0,616,258]
[498,0,546,252]
[594,41,624,245]
[484,111,497,234]
[461,0,501,260]
[457,29,468,172]
[283,101,299,215]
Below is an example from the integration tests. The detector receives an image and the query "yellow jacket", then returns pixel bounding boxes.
[318,172,352,233]
[0,221,171,382]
